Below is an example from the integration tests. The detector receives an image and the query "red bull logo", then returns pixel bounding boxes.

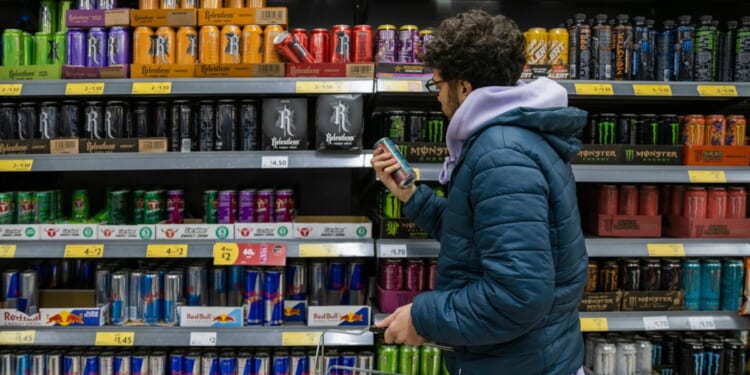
[340,312,364,323]
[284,306,302,317]
[46,311,85,326]
[212,314,235,322]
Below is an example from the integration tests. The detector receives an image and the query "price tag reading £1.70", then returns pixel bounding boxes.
[688,317,716,330]
[379,244,407,258]
[643,316,670,331]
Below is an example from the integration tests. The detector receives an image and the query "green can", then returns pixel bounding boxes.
[109,190,131,225]
[16,192,34,224]
[39,0,58,34]
[2,29,23,66]
[203,190,218,224]
[420,346,442,375]
[433,186,445,198]
[0,192,16,224]
[71,189,89,222]
[399,345,420,375]
[133,190,145,224]
[144,190,164,224]
[33,191,52,223]
[441,355,449,375]
[48,189,59,220]
[387,111,406,142]
[22,32,33,66]
[52,31,66,65]
[33,32,52,65]
[377,344,399,373]
[381,190,402,219]
[57,1,72,34]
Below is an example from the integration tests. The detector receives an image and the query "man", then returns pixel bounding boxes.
[372,9,588,375]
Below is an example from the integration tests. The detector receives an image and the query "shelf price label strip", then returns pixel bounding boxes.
[632,84,672,96]
[688,170,727,183]
[379,244,407,258]
[574,83,614,96]
[95,332,135,346]
[65,82,105,95]
[261,156,289,169]
[697,85,737,97]
[0,160,33,172]
[132,82,172,95]
[580,317,608,332]
[146,244,188,258]
[298,244,340,257]
[688,316,716,330]
[189,332,217,346]
[379,80,425,93]
[296,81,351,94]
[64,244,105,258]
[0,84,23,96]
[0,330,35,345]
[647,243,685,257]
[0,245,16,258]
[281,332,322,346]
[643,316,670,331]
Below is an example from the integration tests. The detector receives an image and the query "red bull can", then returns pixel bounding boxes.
[111,271,129,326]
[324,350,339,375]
[326,262,346,305]
[99,353,114,375]
[132,353,148,375]
[272,351,289,375]
[244,268,264,326]
[228,266,244,307]
[3,270,20,309]
[183,352,200,375]
[347,261,366,305]
[142,271,162,324]
[150,353,166,375]
[285,261,306,300]
[170,352,184,375]
[357,352,374,375]
[46,352,63,375]
[64,353,81,375]
[252,352,270,375]
[129,271,144,322]
[210,267,228,307]
[309,262,326,306]
[219,353,236,375]
[1,352,14,375]
[339,352,356,375]
[114,353,130,375]
[31,352,45,375]
[164,271,183,324]
[201,352,219,375]
[17,353,31,375]
[264,268,284,326]
[236,352,252,375]
[187,265,208,307]
[374,137,416,188]
[289,351,307,375]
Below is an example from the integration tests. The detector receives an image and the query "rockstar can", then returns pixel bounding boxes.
[238,189,255,223]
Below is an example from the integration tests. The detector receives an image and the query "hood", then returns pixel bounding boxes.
[439,77,587,184]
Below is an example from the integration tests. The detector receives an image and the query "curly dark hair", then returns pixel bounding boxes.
[424,9,526,88]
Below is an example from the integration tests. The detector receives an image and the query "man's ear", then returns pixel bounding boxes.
[458,80,473,103]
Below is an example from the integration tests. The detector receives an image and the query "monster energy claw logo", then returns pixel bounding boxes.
[597,121,615,144]
[650,121,659,145]
[625,149,635,161]
[668,122,679,146]
[705,351,721,375]
[427,119,445,143]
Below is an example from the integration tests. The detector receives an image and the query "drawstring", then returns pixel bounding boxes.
[439,155,456,184]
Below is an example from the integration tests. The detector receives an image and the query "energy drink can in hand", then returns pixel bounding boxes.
[374,137,416,188]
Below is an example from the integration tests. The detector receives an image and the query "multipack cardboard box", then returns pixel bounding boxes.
[620,290,684,311]
[197,7,287,26]
[0,65,62,80]
[66,9,130,28]
[130,9,197,27]
[683,145,750,166]
[0,140,52,155]
[286,63,374,78]
[663,216,750,238]
[130,64,195,78]
[234,223,293,240]
[62,65,129,79]
[1,290,106,327]
[307,306,370,327]
[179,306,243,327]
[586,213,662,238]
[395,143,449,163]
[195,63,284,78]
[155,224,234,240]
[573,145,683,165]
[78,138,168,154]
[293,216,371,239]
[578,292,622,312]
[283,300,306,323]
[377,217,429,239]
[0,225,40,240]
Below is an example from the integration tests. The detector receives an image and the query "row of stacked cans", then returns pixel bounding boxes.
[0,29,66,66]
[585,258,684,293]
[203,189,294,224]
[379,259,437,292]
[379,187,445,219]
[291,259,367,307]
[584,113,747,146]
[3,259,97,290]
[66,27,130,68]
[137,0,267,8]
[376,343,446,375]
[1,269,38,315]
[370,111,447,144]
[584,332,746,375]
[656,185,748,219]
[131,25,284,65]
[0,348,375,375]
[594,184,663,216]
[560,14,750,81]
[75,0,118,9]
[0,190,64,224]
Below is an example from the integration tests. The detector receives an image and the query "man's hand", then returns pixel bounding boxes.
[371,147,417,203]
[375,303,425,346]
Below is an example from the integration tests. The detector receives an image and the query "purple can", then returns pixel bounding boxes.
[97,0,117,9]
[380,259,403,291]
[238,189,256,223]
[218,190,236,224]
[66,29,87,66]
[375,24,397,63]
[274,189,294,222]
[406,259,425,291]
[427,258,437,291]
[166,190,184,224]
[107,27,130,66]
[397,25,419,63]
[77,0,96,10]
[86,28,108,67]
[254,189,274,223]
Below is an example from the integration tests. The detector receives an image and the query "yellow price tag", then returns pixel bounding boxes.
[380,80,424,92]
[413,167,421,181]
[281,332,322,346]
[633,84,672,96]
[697,85,737,97]
[64,244,104,258]
[688,170,727,183]
[213,243,239,265]
[0,330,36,345]
[296,81,351,93]
[580,317,609,332]
[0,160,33,172]
[146,244,188,258]
[65,82,105,95]
[132,82,172,94]
[647,243,686,257]
[574,83,614,96]
[0,245,16,258]
[95,332,135,346]
[0,84,23,96]
[299,244,339,257]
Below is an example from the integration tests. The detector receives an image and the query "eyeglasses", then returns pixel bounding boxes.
[425,79,444,93]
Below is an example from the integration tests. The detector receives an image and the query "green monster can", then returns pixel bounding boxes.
[144,190,164,224]
[16,192,34,224]
[33,191,51,223]
[420,346,442,375]
[133,190,145,224]
[387,111,406,142]
[48,190,59,220]
[22,32,33,66]
[0,192,16,224]
[377,344,399,373]
[399,345,420,375]
[57,1,72,33]
[2,29,23,66]
[109,190,131,225]
[33,32,52,65]
[71,189,89,222]
[427,112,446,144]
[381,189,402,219]
[441,354,449,375]
[39,0,58,34]
[52,31,66,65]
[203,190,218,224]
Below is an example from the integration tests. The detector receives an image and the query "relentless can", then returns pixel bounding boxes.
[684,186,708,218]
[142,271,162,324]
[290,28,309,51]
[34,32,52,65]
[153,101,169,137]
[175,26,198,65]
[104,101,126,139]
[201,0,221,7]
[164,271,183,323]
[241,25,263,64]
[220,25,242,64]
[154,27,176,64]
[661,258,682,291]
[238,100,258,151]
[210,267,227,306]
[133,27,154,65]
[0,103,17,140]
[352,24,373,62]
[2,29,23,66]
[160,0,178,8]
[86,28,108,67]
[170,100,192,153]
[309,28,330,63]
[682,259,702,311]
[83,101,104,139]
[110,270,128,325]
[18,102,38,140]
[215,99,236,151]
[263,25,283,63]
[330,24,352,63]
[22,32,33,66]
[374,137,416,188]
[187,265,208,306]
[254,189,273,223]
[727,186,747,219]
[199,100,215,151]
[60,101,81,138]
[99,0,118,9]
[419,345,441,375]
[108,26,130,66]
[39,102,60,140]
[264,268,284,326]
[274,189,293,222]
[244,267,263,325]
[725,115,746,146]
[273,30,314,64]
[398,346,419,375]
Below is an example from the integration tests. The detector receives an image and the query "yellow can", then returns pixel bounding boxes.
[154,27,176,65]
[133,27,154,64]
[199,25,220,64]
[241,25,263,64]
[547,28,569,65]
[176,26,198,64]
[246,0,265,7]
[224,0,243,7]
[263,24,284,63]
[200,0,221,8]
[220,25,242,64]
[524,27,547,65]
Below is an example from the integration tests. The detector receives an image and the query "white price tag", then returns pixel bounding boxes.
[261,156,289,169]
[190,332,217,346]
[642,316,670,331]
[688,317,717,330]
[379,244,407,258]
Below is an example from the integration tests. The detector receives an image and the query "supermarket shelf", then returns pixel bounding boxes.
[0,152,366,172]
[376,239,440,258]
[579,311,750,332]
[376,78,430,94]
[0,326,373,347]
[1,240,374,259]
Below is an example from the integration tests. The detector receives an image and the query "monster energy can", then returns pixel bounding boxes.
[595,113,617,144]
[407,111,427,142]
[659,114,681,146]
[636,114,660,145]
[426,112,446,143]
[399,346,419,375]
[0,192,15,224]
[386,111,406,142]
[381,189,402,218]
[617,114,637,145]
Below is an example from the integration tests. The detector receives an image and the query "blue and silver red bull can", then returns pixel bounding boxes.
[86,28,108,68]
[113,352,130,375]
[210,267,228,307]
[721,259,745,311]
[169,352,183,375]
[111,271,129,326]
[244,268,264,326]
[131,353,148,375]
[272,351,289,375]
[219,352,236,375]
[700,259,722,311]
[99,352,114,375]
[339,352,356,375]
[46,352,63,375]
[374,137,416,188]
[142,271,162,324]
[346,261,366,306]
[16,353,31,375]
[107,27,130,66]
[285,261,306,300]
[252,352,270,375]
[289,351,308,375]
[187,265,208,306]
[201,352,218,375]
[164,271,183,324]
[2,270,20,309]
[264,268,285,326]
[235,352,252,375]
[31,352,46,375]
[67,29,87,66]
[183,352,201,375]
[64,353,81,375]
[326,262,346,305]
[82,354,98,375]
[129,271,144,322]
[228,266,243,307]
[324,350,339,375]
[1,352,14,375]
[682,259,701,311]
[149,352,166,375]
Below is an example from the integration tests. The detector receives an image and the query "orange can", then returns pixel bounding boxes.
[133,27,155,64]
[201,0,221,8]
[221,25,242,64]
[241,25,263,64]
[726,115,747,146]
[176,26,198,64]
[199,25,221,64]
[705,114,726,146]
[524,27,547,65]
[246,0,265,7]
[154,27,176,64]
[139,0,159,9]
[263,24,284,63]
[681,114,705,146]
[181,0,198,8]
[547,28,568,65]
[160,0,178,8]
[224,0,243,7]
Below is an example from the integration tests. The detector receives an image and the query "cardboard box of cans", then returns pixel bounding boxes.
[130,64,196,78]
[663,216,750,238]
[578,292,622,312]
[0,138,168,155]
[65,9,131,28]
[197,7,287,26]
[683,145,750,166]
[0,65,62,80]
[285,63,374,78]
[375,63,432,78]
[0,307,107,327]
[586,214,662,238]
[62,64,129,79]
[130,9,197,27]
[195,63,285,78]
[292,216,371,240]
[395,142,449,164]
[377,217,429,239]
[620,290,684,311]
[520,64,569,80]
[178,306,243,327]
[573,145,683,165]
[307,305,370,327]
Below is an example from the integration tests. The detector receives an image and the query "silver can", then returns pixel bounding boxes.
[187,265,208,306]
[99,352,114,375]
[111,271,129,326]
[95,269,111,307]
[46,351,62,375]
[355,351,374,375]
[635,340,652,374]
[149,352,166,375]
[19,270,38,315]
[308,262,326,306]
[164,271,183,324]
[585,334,603,369]
[594,342,616,375]
[201,352,217,375]
[209,267,227,307]
[615,341,636,375]
[128,271,144,322]
[31,352,45,375]
[0,352,14,375]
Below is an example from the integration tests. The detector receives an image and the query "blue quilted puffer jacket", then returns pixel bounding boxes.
[404,106,589,375]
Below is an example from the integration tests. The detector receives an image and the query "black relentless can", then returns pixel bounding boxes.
[61,101,81,138]
[640,258,661,291]
[637,114,659,145]
[617,114,637,145]
[660,114,680,146]
[680,339,704,375]
[723,339,746,375]
[104,101,126,139]
[619,258,641,291]
[215,99,236,151]
[199,100,215,151]
[704,339,724,375]
[171,100,192,152]
[132,102,150,138]
[83,101,104,139]
[426,112,446,144]
[660,258,682,291]
[18,102,38,140]
[720,21,738,82]
[39,102,60,140]
[153,101,169,138]
[238,100,258,151]
[0,103,17,140]
[407,111,427,142]
[598,260,619,292]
